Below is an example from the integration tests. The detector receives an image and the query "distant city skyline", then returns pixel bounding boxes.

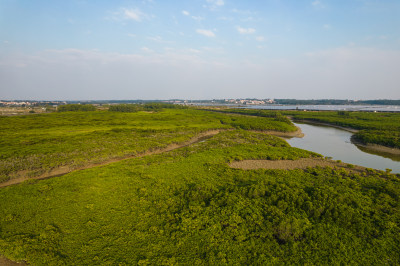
[1,0,400,100]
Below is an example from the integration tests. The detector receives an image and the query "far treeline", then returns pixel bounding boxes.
[273,99,400,105]
[108,103,187,112]
[57,103,186,112]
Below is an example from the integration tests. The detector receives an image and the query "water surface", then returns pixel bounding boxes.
[287,123,400,173]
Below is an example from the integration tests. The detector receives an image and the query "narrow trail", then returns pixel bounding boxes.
[0,256,26,266]
[0,129,223,189]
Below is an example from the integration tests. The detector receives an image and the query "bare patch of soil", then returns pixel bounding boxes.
[229,157,365,173]
[0,130,223,188]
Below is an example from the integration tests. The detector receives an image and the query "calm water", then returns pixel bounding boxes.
[287,123,400,173]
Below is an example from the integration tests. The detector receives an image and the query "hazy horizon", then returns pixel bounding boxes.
[1,0,400,100]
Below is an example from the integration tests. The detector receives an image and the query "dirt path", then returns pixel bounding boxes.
[229,157,366,173]
[0,257,27,266]
[0,129,223,189]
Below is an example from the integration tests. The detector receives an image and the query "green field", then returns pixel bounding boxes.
[0,108,399,265]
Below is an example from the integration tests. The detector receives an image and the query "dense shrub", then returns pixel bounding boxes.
[58,104,96,112]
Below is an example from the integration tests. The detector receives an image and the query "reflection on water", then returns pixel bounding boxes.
[287,123,400,173]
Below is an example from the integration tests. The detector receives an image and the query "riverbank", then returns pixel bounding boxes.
[251,126,304,138]
[293,119,400,157]
[351,136,400,156]
[292,119,358,133]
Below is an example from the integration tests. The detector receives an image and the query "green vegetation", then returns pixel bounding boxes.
[0,109,294,183]
[1,108,399,265]
[58,104,96,112]
[1,129,399,265]
[220,114,296,132]
[108,103,187,113]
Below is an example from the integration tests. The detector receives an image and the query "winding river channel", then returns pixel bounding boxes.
[287,122,400,173]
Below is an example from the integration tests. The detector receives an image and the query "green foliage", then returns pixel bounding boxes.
[0,131,399,265]
[220,115,296,132]
[109,103,187,112]
[211,109,296,132]
[57,104,96,112]
[355,130,400,149]
[337,110,350,117]
[108,104,142,112]
[218,109,293,124]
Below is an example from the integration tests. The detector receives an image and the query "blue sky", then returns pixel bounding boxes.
[1,0,400,100]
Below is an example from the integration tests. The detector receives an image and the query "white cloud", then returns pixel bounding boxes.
[205,0,224,10]
[147,36,173,44]
[237,26,256,34]
[218,16,233,21]
[207,0,224,6]
[191,16,204,21]
[196,29,215,37]
[123,8,145,22]
[256,36,265,42]
[182,10,204,21]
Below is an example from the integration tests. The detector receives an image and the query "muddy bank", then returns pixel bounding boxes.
[255,127,304,138]
[351,136,400,157]
[229,157,365,173]
[0,129,224,188]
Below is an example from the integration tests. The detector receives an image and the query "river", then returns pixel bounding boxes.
[287,122,400,173]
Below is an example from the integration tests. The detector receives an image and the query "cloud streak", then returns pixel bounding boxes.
[237,27,256,34]
[196,29,216,37]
